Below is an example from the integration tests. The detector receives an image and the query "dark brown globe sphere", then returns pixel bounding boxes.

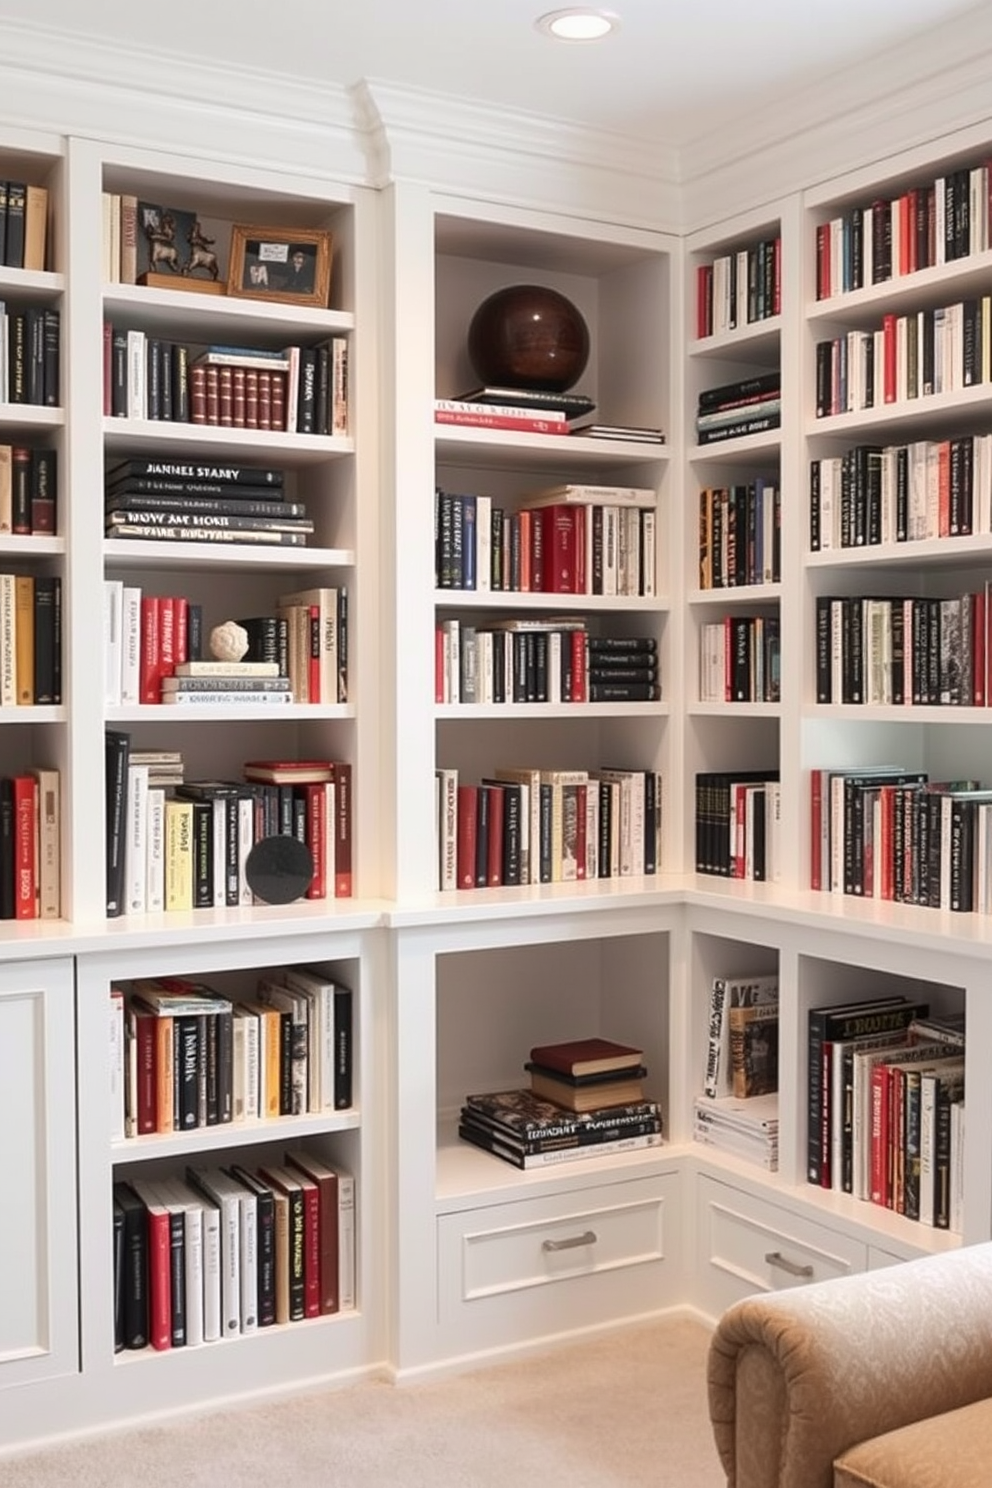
[467,284,590,392]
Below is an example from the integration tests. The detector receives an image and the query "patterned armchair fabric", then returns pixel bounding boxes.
[707,1244,992,1488]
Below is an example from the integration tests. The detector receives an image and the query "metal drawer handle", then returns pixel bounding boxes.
[543,1229,597,1252]
[765,1250,814,1279]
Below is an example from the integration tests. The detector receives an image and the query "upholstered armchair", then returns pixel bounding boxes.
[707,1242,992,1487]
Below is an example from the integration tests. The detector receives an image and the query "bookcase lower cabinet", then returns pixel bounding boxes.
[0,955,77,1395]
[388,902,684,1374]
[52,926,384,1454]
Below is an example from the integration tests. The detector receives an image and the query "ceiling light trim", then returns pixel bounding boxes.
[536,9,620,42]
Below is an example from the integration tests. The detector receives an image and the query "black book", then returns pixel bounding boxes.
[4,180,25,268]
[25,307,44,405]
[110,328,128,417]
[697,371,781,412]
[227,1167,276,1326]
[0,778,13,919]
[588,682,661,701]
[165,1203,186,1347]
[215,1004,234,1124]
[105,458,284,488]
[171,343,190,422]
[105,509,312,534]
[586,636,657,653]
[192,799,214,908]
[334,985,353,1110]
[314,342,331,435]
[33,575,61,704]
[176,1015,200,1130]
[30,448,57,534]
[458,385,596,417]
[0,182,7,265]
[106,483,298,514]
[643,769,659,874]
[113,1196,126,1352]
[9,311,27,403]
[113,1181,149,1350]
[105,729,131,917]
[297,347,317,433]
[11,446,30,534]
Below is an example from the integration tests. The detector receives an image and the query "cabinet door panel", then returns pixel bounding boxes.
[0,957,77,1385]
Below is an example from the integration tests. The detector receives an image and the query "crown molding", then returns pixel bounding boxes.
[0,18,366,185]
[353,79,681,232]
[678,5,992,231]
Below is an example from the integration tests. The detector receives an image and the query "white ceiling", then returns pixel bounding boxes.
[1,0,986,148]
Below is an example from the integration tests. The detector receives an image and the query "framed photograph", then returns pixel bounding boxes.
[228,224,333,308]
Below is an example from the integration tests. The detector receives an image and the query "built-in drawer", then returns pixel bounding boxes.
[696,1173,867,1317]
[437,1170,682,1356]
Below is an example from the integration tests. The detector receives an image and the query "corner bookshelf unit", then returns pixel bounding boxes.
[428,203,675,900]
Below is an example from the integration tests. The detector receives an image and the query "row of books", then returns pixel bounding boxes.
[695,234,782,338]
[0,768,60,919]
[111,970,352,1138]
[0,572,61,705]
[699,616,781,704]
[114,1149,355,1350]
[0,181,48,271]
[0,445,56,535]
[436,393,664,446]
[105,587,347,706]
[814,298,992,419]
[105,739,353,916]
[697,479,781,589]
[435,483,657,598]
[102,331,349,436]
[814,590,989,708]
[694,770,781,883]
[436,622,659,706]
[807,997,965,1230]
[810,437,992,551]
[810,766,992,912]
[694,372,781,446]
[815,164,991,300]
[0,302,60,406]
[435,765,662,891]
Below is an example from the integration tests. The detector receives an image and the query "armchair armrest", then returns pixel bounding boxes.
[707,1243,992,1488]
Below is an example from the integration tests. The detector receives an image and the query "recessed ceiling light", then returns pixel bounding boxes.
[535,8,620,42]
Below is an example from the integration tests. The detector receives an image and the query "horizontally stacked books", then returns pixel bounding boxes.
[434,388,663,444]
[695,372,780,446]
[458,1037,662,1169]
[104,457,313,548]
[695,972,779,1171]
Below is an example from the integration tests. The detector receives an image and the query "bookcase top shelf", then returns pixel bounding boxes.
[102,283,355,341]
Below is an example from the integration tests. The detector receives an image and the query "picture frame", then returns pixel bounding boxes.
[227,224,333,308]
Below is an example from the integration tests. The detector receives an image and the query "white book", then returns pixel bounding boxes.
[185,1166,242,1338]
[237,794,254,905]
[126,328,146,420]
[109,984,125,1141]
[212,797,227,908]
[950,1099,966,1234]
[475,493,492,592]
[145,786,166,913]
[156,1177,205,1349]
[103,579,124,707]
[124,763,149,915]
[232,1003,260,1121]
[120,585,142,705]
[258,977,308,1115]
[279,967,323,1113]
[435,767,458,891]
[331,335,349,436]
[197,1192,222,1343]
[231,1174,258,1333]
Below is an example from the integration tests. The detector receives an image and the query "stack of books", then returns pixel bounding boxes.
[458,1086,662,1169]
[569,420,664,444]
[525,1036,647,1111]
[695,372,781,445]
[693,1092,779,1170]
[104,457,313,548]
[163,660,293,708]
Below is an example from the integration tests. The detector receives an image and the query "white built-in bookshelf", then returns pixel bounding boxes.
[8,41,992,1462]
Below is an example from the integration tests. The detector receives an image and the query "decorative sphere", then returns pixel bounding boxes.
[467,284,590,392]
[210,620,249,662]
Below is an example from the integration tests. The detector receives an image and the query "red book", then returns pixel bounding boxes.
[434,409,569,435]
[936,440,951,538]
[878,785,896,901]
[132,1184,172,1350]
[293,1170,321,1318]
[257,369,272,430]
[218,364,234,427]
[541,506,580,593]
[130,1002,157,1135]
[270,370,286,432]
[528,1037,643,1078]
[485,783,504,886]
[574,782,587,880]
[139,595,163,702]
[303,781,326,899]
[530,506,545,591]
[816,222,831,300]
[173,596,188,667]
[204,365,220,426]
[13,774,37,919]
[882,313,898,403]
[696,262,713,335]
[810,767,824,891]
[820,1041,833,1187]
[232,365,247,427]
[331,761,352,897]
[244,367,259,429]
[285,1149,340,1315]
[158,596,178,681]
[189,364,207,424]
[870,1061,891,1207]
[456,785,478,889]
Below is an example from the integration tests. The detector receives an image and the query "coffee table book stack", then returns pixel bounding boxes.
[457,1038,662,1169]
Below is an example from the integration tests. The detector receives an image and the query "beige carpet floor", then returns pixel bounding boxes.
[3,1316,725,1488]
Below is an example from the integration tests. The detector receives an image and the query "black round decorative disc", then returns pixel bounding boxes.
[245,835,314,905]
